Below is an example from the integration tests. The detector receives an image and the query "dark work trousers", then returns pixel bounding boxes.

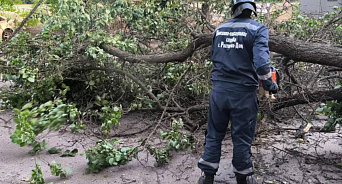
[198,83,258,176]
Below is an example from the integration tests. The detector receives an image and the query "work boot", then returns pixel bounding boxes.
[235,173,259,184]
[197,172,214,184]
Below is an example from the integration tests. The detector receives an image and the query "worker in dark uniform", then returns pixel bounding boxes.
[197,0,278,184]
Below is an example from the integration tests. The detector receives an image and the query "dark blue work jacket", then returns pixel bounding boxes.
[211,18,270,90]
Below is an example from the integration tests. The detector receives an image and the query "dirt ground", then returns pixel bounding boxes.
[0,95,342,184]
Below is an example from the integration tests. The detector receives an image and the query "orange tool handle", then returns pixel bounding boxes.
[259,71,277,87]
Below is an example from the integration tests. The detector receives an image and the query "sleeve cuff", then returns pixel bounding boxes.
[258,71,272,80]
[256,64,270,75]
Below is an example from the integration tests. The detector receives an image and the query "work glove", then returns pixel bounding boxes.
[261,77,278,94]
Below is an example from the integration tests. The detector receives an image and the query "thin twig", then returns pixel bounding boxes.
[307,66,325,89]
[85,67,163,109]
[143,63,193,144]
[319,75,342,81]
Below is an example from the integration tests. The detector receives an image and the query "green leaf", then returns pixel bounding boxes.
[108,158,114,165]
[257,113,262,120]
[89,80,95,86]
[316,107,324,113]
[113,106,119,112]
[61,83,67,89]
[21,103,32,110]
[48,148,62,154]
[19,69,25,74]
[70,112,77,121]
[71,149,78,154]
[22,73,28,79]
[27,77,35,83]
[296,138,304,143]
[115,156,121,162]
[13,117,20,124]
[69,123,76,129]
[13,109,21,115]
[96,96,102,102]
[324,118,336,132]
[60,149,78,157]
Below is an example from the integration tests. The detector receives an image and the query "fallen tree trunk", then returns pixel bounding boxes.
[98,33,342,114]
[143,88,342,112]
[100,34,212,63]
[272,88,342,111]
[101,34,342,67]
[268,35,342,68]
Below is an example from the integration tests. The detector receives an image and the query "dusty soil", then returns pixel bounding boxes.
[253,116,342,183]
[0,99,342,184]
[0,82,342,184]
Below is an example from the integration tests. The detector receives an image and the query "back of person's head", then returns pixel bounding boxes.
[230,0,257,18]
[237,9,253,18]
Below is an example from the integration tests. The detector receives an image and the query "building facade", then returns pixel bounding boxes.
[300,0,342,18]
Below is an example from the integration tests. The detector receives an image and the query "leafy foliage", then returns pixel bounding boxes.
[30,162,44,184]
[98,104,122,136]
[28,140,47,155]
[274,6,342,44]
[1,0,212,112]
[160,118,194,151]
[60,148,78,157]
[29,161,71,184]
[10,98,80,147]
[147,147,171,167]
[316,100,342,132]
[85,139,138,173]
[49,160,72,178]
[147,118,194,166]
[69,121,85,133]
[2,0,342,176]
[47,147,62,154]
[19,11,41,27]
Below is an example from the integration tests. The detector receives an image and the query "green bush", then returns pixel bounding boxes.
[10,99,81,147]
[85,139,138,173]
[316,99,342,131]
[147,118,194,166]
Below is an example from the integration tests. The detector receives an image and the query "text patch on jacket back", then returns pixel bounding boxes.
[210,19,266,88]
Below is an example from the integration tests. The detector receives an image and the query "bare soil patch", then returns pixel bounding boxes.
[1,105,341,184]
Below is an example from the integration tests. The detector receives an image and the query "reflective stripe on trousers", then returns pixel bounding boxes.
[198,158,219,170]
[233,166,254,175]
[198,85,257,175]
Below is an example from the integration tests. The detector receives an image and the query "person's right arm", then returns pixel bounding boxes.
[253,25,278,93]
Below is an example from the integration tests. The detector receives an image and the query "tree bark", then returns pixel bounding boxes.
[101,34,342,67]
[98,33,342,114]
[268,35,342,68]
[272,88,342,111]
[100,34,212,64]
